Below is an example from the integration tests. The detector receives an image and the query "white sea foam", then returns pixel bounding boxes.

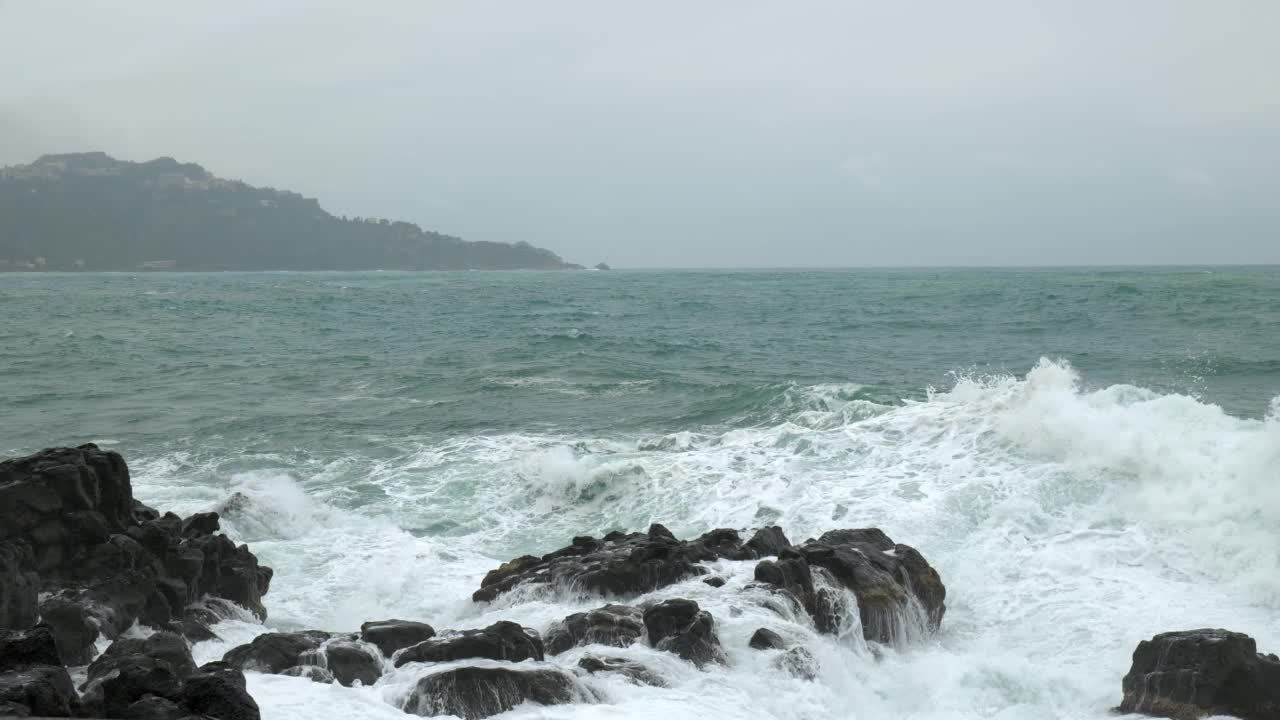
[126,359,1280,719]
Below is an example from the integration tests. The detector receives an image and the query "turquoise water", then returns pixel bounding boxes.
[3,268,1279,720]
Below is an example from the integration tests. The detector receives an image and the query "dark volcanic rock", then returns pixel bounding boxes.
[795,529,946,643]
[577,654,665,686]
[403,666,582,720]
[544,604,645,655]
[643,599,724,667]
[0,540,38,629]
[473,524,779,603]
[1120,629,1280,720]
[395,621,543,667]
[223,630,330,674]
[38,595,98,664]
[87,631,197,684]
[180,664,260,720]
[323,640,383,687]
[359,619,436,657]
[0,665,77,717]
[0,445,274,648]
[702,576,726,588]
[746,526,792,557]
[0,625,63,671]
[749,627,786,650]
[81,660,183,719]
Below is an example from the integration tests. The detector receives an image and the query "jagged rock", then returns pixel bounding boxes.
[749,628,786,650]
[280,665,335,683]
[180,663,260,720]
[403,667,582,720]
[87,631,197,684]
[643,599,724,667]
[746,526,792,557]
[0,665,77,717]
[359,619,435,657]
[222,631,330,674]
[797,529,945,643]
[38,595,98,665]
[774,646,818,680]
[81,661,183,719]
[0,540,38,629]
[395,621,543,667]
[323,640,382,687]
[1119,629,1280,720]
[577,655,665,686]
[180,512,220,538]
[702,576,726,588]
[473,524,776,603]
[0,626,63,670]
[0,446,273,642]
[544,604,645,655]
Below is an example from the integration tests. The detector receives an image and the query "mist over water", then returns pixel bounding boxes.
[3,268,1279,719]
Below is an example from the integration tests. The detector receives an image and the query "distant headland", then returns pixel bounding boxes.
[0,152,589,271]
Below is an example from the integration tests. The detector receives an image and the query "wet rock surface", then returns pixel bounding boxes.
[1120,629,1280,720]
[544,604,646,655]
[403,666,583,720]
[394,620,544,667]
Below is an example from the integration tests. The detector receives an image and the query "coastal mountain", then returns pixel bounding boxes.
[0,152,583,271]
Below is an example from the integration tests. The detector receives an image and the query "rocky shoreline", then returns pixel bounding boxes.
[2,446,1276,719]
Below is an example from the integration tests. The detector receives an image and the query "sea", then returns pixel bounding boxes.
[2,267,1278,720]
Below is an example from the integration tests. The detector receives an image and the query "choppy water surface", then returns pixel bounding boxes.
[3,268,1279,720]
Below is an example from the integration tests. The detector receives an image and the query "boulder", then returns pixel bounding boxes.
[749,627,786,650]
[81,661,183,719]
[643,599,724,667]
[1119,629,1280,720]
[403,667,582,720]
[222,630,329,674]
[577,654,665,686]
[473,524,772,603]
[746,526,792,557]
[395,621,543,667]
[180,664,261,720]
[323,640,383,687]
[795,529,945,643]
[544,604,645,655]
[702,576,726,588]
[87,631,197,683]
[359,619,435,657]
[0,625,63,671]
[38,595,99,665]
[0,540,38,629]
[0,665,77,717]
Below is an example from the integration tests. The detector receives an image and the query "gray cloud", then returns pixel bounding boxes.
[2,0,1278,266]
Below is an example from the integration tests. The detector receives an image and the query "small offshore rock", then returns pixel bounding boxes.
[643,599,725,667]
[359,619,436,657]
[1119,628,1280,720]
[749,628,786,650]
[395,621,543,667]
[404,666,582,720]
[544,604,645,655]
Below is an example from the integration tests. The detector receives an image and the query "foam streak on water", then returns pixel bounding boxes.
[114,358,1280,720]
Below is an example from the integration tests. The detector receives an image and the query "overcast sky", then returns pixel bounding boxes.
[2,1,1278,267]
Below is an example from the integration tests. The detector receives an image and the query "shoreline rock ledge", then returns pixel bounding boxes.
[1,444,272,718]
[1121,629,1280,720]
